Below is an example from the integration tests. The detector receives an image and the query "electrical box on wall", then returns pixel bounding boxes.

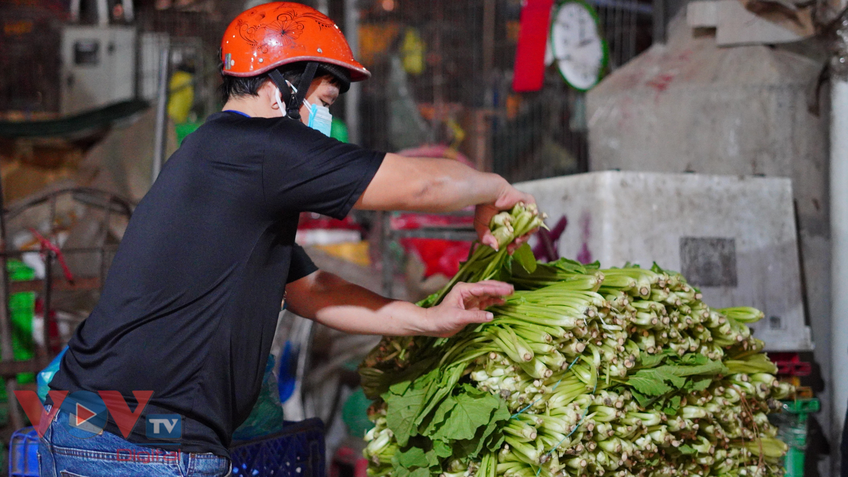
[516,171,813,352]
[60,25,137,115]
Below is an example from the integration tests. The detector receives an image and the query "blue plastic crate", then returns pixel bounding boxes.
[9,426,38,477]
[229,418,325,477]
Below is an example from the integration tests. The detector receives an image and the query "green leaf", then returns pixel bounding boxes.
[409,468,430,477]
[660,371,687,389]
[426,449,440,468]
[627,375,673,396]
[680,353,709,366]
[469,402,510,457]
[686,377,713,392]
[397,447,429,469]
[513,243,537,274]
[638,353,665,368]
[431,385,501,442]
[630,389,655,408]
[678,444,696,455]
[422,395,457,437]
[394,465,410,477]
[663,395,681,416]
[486,432,505,452]
[633,368,685,391]
[453,435,481,461]
[416,363,466,429]
[654,360,727,377]
[385,376,434,446]
[452,405,508,462]
[433,440,453,458]
[389,379,413,396]
[551,258,587,274]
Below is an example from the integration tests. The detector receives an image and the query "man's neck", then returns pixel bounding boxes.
[221,97,279,118]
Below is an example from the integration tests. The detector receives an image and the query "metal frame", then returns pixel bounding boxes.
[0,186,134,428]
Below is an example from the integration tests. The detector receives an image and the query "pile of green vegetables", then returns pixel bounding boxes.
[359,203,793,477]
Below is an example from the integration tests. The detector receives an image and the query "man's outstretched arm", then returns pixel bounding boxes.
[285,269,513,338]
[354,153,535,251]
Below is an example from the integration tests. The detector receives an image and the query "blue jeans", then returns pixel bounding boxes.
[38,409,231,476]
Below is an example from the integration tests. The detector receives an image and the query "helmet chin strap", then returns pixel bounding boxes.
[268,62,319,120]
[268,69,291,117]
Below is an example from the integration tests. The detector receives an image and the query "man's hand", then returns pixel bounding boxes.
[475,184,537,252]
[420,280,514,338]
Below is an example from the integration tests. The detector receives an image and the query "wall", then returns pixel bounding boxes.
[586,12,831,475]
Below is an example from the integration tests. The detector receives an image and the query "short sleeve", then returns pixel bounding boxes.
[263,121,385,220]
[287,243,318,284]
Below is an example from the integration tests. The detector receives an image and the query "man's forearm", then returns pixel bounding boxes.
[285,270,429,336]
[314,299,429,336]
[405,157,509,212]
[286,270,512,339]
[355,154,510,212]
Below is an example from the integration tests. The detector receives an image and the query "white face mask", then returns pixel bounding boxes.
[285,80,333,137]
[302,98,333,137]
[274,87,287,117]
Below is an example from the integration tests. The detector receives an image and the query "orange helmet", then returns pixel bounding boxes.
[220,2,370,82]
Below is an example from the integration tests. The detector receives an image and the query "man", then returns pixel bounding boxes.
[39,3,536,476]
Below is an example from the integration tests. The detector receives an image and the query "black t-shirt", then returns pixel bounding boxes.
[49,112,384,457]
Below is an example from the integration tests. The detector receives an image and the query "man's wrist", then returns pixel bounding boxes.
[480,172,509,205]
[380,300,430,336]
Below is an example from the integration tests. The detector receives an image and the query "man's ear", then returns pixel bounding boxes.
[261,80,281,111]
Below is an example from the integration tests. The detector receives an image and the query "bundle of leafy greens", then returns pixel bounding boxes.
[359,203,791,477]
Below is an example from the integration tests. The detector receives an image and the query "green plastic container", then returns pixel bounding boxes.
[6,261,34,281]
[1,260,37,394]
[9,292,35,385]
[772,398,820,477]
[342,387,374,438]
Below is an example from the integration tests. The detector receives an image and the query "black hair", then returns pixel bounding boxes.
[219,57,350,103]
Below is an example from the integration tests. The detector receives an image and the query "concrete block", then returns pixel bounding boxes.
[516,171,813,352]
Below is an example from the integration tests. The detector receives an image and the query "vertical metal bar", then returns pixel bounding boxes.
[616,1,623,68]
[481,0,496,173]
[122,0,135,22]
[97,0,109,26]
[41,252,54,367]
[433,0,444,139]
[36,195,58,366]
[0,168,23,430]
[830,11,848,476]
[152,44,171,184]
[627,0,639,61]
[70,0,81,22]
[49,196,57,241]
[652,0,666,44]
[483,0,496,87]
[344,0,361,144]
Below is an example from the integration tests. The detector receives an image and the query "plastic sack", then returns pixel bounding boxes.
[37,346,68,403]
[232,354,285,442]
[167,70,195,124]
